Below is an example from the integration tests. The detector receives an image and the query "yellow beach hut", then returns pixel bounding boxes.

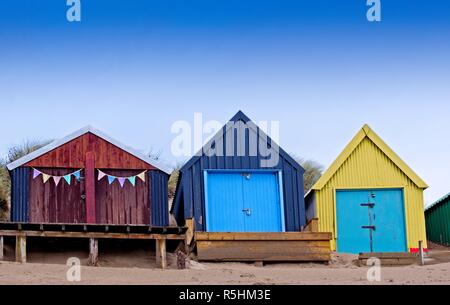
[305,125,428,254]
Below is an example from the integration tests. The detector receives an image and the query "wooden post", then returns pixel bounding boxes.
[419,240,425,266]
[15,236,26,263]
[156,238,167,269]
[185,218,195,250]
[88,238,99,266]
[85,152,96,224]
[305,218,319,233]
[0,236,4,261]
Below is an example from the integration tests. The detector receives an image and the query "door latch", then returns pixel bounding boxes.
[242,208,252,216]
[362,225,376,230]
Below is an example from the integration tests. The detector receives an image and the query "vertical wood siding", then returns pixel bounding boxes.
[29,168,85,223]
[150,171,169,226]
[95,169,150,225]
[316,137,427,251]
[11,168,30,222]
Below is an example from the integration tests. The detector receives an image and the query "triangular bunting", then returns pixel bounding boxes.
[108,176,115,185]
[98,170,107,181]
[137,171,146,182]
[33,169,41,179]
[64,174,72,185]
[53,176,62,186]
[73,171,81,182]
[118,177,126,188]
[128,176,136,186]
[42,174,51,183]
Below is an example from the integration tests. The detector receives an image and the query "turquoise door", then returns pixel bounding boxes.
[205,171,284,232]
[336,189,407,254]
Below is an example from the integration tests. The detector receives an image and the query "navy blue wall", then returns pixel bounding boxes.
[172,111,306,232]
[10,167,30,222]
[150,170,169,226]
[305,191,317,222]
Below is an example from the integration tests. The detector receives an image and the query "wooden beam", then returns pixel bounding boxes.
[0,236,4,261]
[304,218,319,233]
[15,235,26,263]
[85,151,96,224]
[156,239,167,269]
[196,232,333,241]
[185,218,195,246]
[88,238,99,266]
[0,230,185,240]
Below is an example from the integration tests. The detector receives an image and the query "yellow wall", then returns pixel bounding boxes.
[316,137,427,251]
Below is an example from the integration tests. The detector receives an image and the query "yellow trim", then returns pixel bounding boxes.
[312,124,428,190]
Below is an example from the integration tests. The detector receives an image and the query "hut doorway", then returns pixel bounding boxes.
[204,171,285,233]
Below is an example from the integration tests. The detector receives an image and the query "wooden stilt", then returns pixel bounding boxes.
[254,261,265,267]
[88,238,99,266]
[0,236,4,261]
[15,235,26,263]
[156,238,167,269]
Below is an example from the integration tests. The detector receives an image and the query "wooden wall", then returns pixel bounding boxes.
[95,170,150,225]
[24,133,155,170]
[29,168,86,223]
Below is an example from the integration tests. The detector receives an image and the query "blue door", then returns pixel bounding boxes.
[205,172,245,232]
[242,172,284,232]
[336,189,407,254]
[372,189,407,252]
[336,190,372,253]
[205,171,284,232]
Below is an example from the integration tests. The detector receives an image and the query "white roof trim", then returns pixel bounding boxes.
[6,126,172,175]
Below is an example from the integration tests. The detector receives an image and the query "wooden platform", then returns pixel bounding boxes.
[358,252,418,266]
[195,232,332,263]
[0,222,187,269]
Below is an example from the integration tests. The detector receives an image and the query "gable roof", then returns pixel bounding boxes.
[179,110,304,173]
[312,124,428,190]
[6,126,171,174]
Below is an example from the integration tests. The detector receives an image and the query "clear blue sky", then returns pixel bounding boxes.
[1,0,449,205]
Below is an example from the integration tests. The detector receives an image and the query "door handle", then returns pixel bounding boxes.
[242,208,252,216]
[362,225,376,230]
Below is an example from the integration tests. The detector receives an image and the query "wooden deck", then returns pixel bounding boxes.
[195,232,332,263]
[0,222,187,269]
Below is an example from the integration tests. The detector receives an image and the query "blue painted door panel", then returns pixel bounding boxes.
[372,189,407,252]
[206,173,245,232]
[242,172,282,232]
[205,171,283,232]
[336,189,407,254]
[336,190,372,253]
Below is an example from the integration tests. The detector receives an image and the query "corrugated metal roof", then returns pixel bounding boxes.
[6,126,171,174]
[425,192,450,212]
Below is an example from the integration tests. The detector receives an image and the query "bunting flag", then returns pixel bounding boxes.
[53,176,62,186]
[64,174,72,185]
[32,168,82,186]
[128,176,136,187]
[98,169,147,188]
[42,174,51,183]
[98,171,107,181]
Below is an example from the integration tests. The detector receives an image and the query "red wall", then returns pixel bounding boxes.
[25,132,155,225]
[29,168,86,223]
[25,133,156,170]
